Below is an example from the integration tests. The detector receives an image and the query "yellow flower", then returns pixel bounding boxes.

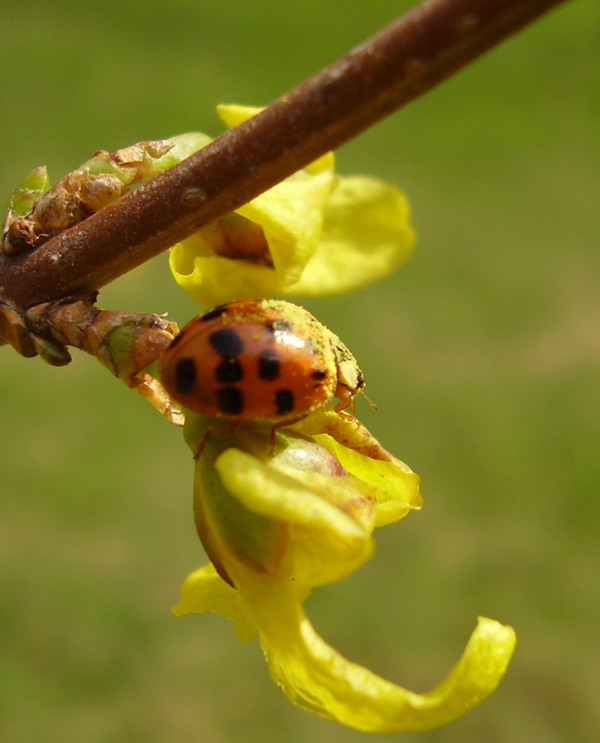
[168,105,415,307]
[173,411,516,732]
[165,110,514,730]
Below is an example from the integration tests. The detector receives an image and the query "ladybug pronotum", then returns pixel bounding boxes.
[159,299,365,425]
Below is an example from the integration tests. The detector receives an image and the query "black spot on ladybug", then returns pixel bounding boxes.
[258,349,280,380]
[175,357,197,394]
[217,386,244,415]
[311,369,327,381]
[210,328,244,357]
[201,304,228,322]
[267,319,292,335]
[274,389,295,415]
[216,358,243,383]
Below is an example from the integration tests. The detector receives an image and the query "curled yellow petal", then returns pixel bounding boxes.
[275,613,516,732]
[242,570,516,733]
[176,556,516,732]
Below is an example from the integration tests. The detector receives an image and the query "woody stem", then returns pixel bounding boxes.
[0,0,566,314]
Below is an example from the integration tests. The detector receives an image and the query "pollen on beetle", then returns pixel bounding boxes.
[201,305,228,322]
[267,319,292,336]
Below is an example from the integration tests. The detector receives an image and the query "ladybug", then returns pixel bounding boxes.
[159,299,365,425]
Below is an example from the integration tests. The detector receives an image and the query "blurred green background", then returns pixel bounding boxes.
[1,1,598,741]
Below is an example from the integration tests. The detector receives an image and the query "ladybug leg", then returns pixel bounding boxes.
[334,383,377,418]
[192,427,212,459]
[267,414,307,455]
[131,374,184,426]
[268,426,278,456]
[192,419,243,459]
[333,385,358,419]
[268,421,292,455]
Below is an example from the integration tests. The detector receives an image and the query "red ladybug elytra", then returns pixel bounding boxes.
[159,299,365,425]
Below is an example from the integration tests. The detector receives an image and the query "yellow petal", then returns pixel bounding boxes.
[168,168,336,307]
[169,109,412,302]
[236,169,336,288]
[314,434,422,527]
[172,563,257,642]
[286,176,415,296]
[169,244,280,308]
[237,568,516,733]
[269,609,516,732]
[273,468,377,534]
[293,410,422,527]
[216,448,374,586]
[216,103,263,128]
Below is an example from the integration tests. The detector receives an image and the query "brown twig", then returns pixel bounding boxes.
[0,0,566,319]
